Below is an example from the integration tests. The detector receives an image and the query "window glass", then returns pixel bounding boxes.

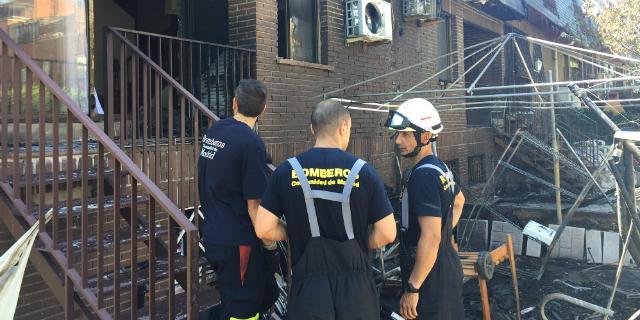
[437,18,451,82]
[0,0,89,113]
[278,0,317,63]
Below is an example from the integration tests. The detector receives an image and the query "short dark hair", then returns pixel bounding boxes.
[311,100,351,137]
[235,79,267,117]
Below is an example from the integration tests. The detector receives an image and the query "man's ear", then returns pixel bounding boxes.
[340,120,349,136]
[421,131,432,144]
[232,97,239,114]
[259,103,267,117]
[310,124,316,136]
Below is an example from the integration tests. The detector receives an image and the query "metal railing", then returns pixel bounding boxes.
[0,28,199,319]
[108,27,254,120]
[104,27,256,220]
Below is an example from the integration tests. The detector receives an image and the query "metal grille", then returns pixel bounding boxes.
[403,0,435,18]
[345,0,361,37]
[468,155,486,184]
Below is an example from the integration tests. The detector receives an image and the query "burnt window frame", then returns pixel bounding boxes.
[277,0,321,64]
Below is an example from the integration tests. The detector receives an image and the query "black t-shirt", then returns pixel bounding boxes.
[260,148,394,266]
[197,117,269,246]
[403,155,460,247]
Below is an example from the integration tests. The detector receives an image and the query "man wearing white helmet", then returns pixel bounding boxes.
[384,98,465,319]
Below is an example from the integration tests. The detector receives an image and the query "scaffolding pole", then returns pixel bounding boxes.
[549,70,563,223]
[569,84,640,160]
[467,34,513,94]
[533,40,629,79]
[440,37,509,96]
[513,38,546,104]
[556,129,616,212]
[349,76,640,97]
[537,146,618,280]
[602,221,633,320]
[521,34,640,64]
[390,38,505,101]
[319,36,505,98]
[436,97,640,108]
[460,131,523,249]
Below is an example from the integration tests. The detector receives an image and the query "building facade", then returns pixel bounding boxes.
[0,0,596,318]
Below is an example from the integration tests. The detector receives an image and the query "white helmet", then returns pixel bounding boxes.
[384,98,443,135]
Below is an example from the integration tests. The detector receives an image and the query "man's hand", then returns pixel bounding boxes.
[400,292,419,319]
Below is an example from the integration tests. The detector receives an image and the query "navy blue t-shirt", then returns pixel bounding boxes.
[197,117,269,246]
[403,155,459,247]
[260,148,394,266]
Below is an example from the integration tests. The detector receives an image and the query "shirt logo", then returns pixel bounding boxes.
[440,175,453,191]
[291,168,360,188]
[200,134,226,159]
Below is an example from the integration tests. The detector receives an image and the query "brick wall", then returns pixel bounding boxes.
[227,0,501,188]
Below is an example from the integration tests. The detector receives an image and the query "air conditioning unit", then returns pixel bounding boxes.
[403,0,437,19]
[346,0,393,43]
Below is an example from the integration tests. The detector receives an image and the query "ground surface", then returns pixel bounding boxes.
[463,256,640,320]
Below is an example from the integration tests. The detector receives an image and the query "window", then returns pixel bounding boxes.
[278,0,320,63]
[468,155,486,184]
[568,57,581,81]
[0,0,88,113]
[437,16,452,82]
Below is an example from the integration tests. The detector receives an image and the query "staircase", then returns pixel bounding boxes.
[0,26,255,319]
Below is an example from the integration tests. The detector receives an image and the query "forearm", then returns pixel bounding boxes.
[408,235,440,288]
[260,220,288,242]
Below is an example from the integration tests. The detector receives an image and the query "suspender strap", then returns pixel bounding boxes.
[401,162,455,230]
[416,163,455,195]
[287,158,367,240]
[288,158,321,237]
[401,191,409,229]
[341,159,366,240]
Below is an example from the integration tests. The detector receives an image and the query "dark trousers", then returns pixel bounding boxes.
[202,244,278,319]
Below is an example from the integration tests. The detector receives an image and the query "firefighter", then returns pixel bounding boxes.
[197,79,278,320]
[254,100,397,320]
[385,98,466,320]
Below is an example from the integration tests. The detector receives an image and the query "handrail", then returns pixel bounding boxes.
[1,27,203,319]
[106,26,220,123]
[110,27,256,53]
[0,28,195,232]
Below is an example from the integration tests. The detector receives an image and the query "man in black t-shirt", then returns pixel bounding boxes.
[255,100,396,320]
[197,79,277,320]
[385,98,466,320]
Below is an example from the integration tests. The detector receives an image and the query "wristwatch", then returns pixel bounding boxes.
[406,282,420,293]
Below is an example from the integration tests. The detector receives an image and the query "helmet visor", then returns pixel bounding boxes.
[384,111,421,131]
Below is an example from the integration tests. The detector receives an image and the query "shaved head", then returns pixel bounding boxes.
[311,100,351,137]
